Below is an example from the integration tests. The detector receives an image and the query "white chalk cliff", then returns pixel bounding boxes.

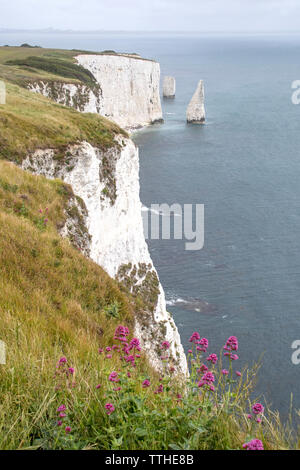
[21,137,188,374]
[163,76,176,98]
[27,53,163,130]
[23,52,188,374]
[76,54,163,129]
[186,80,205,123]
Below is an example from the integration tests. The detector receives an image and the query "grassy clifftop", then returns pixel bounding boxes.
[0,81,126,163]
[0,46,152,89]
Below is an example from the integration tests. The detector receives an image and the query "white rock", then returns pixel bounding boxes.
[163,76,176,97]
[186,80,205,123]
[76,54,163,130]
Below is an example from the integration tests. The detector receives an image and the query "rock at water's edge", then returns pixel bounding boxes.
[186,80,205,123]
[163,76,176,98]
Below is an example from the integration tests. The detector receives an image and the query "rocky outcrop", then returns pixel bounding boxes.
[186,80,205,123]
[163,76,176,98]
[27,81,102,113]
[21,137,188,375]
[76,54,163,130]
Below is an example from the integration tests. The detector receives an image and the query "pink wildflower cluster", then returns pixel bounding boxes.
[108,371,120,383]
[38,207,49,226]
[198,371,215,391]
[223,336,239,361]
[206,353,218,365]
[247,403,264,423]
[105,403,115,415]
[188,331,209,353]
[243,439,264,450]
[56,404,71,434]
[54,356,75,390]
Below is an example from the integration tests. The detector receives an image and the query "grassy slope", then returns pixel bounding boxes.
[0,161,134,447]
[0,81,126,163]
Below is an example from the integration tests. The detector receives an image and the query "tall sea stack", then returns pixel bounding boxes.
[186,80,205,123]
[163,76,176,98]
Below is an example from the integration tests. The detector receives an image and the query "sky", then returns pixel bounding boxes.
[1,0,300,33]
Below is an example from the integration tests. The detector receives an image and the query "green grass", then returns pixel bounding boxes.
[5,56,98,89]
[0,81,126,163]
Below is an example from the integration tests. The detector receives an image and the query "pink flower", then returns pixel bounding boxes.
[235,370,241,377]
[58,357,67,364]
[224,336,238,351]
[108,371,120,383]
[59,412,66,418]
[154,384,163,394]
[96,384,101,389]
[57,405,66,412]
[57,420,62,426]
[113,387,121,391]
[189,332,200,343]
[197,364,208,374]
[65,426,71,434]
[256,417,262,423]
[114,325,130,341]
[68,367,74,375]
[198,338,208,352]
[142,379,150,388]
[98,348,103,354]
[252,403,264,415]
[106,354,112,359]
[124,354,135,365]
[130,338,141,351]
[247,414,252,420]
[222,369,229,375]
[105,403,115,415]
[206,353,218,364]
[198,371,215,388]
[231,354,239,361]
[161,341,170,350]
[243,439,264,450]
[106,347,112,352]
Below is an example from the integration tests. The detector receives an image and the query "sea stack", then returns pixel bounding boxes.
[163,76,176,98]
[186,80,205,123]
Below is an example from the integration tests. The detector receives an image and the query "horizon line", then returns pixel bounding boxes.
[1,27,300,35]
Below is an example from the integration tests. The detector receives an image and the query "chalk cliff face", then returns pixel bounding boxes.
[27,81,102,113]
[187,80,205,123]
[21,138,188,375]
[76,54,163,130]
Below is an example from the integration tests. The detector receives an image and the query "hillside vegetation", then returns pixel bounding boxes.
[0,81,126,163]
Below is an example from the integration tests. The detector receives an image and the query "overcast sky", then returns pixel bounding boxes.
[1,0,300,32]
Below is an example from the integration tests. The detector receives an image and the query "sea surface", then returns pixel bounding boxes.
[2,31,300,417]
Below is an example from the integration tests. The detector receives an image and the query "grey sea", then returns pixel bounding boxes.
[2,31,300,417]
